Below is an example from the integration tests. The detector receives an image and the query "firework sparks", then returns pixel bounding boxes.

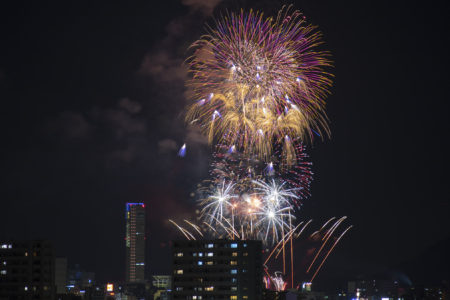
[186,6,333,164]
[200,180,237,223]
[178,143,186,157]
[209,141,313,206]
[310,225,353,282]
[197,176,302,245]
[169,4,348,291]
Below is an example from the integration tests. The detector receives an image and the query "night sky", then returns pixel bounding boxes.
[1,0,449,288]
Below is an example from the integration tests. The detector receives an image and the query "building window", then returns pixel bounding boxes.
[206,261,213,265]
[176,252,183,257]
[231,269,237,274]
[231,287,237,291]
[176,269,183,274]
[205,286,214,291]
[232,252,238,257]
[206,243,214,248]
[198,253,203,257]
[0,270,6,275]
[243,252,248,256]
[230,243,238,248]
[207,252,213,257]
[197,261,203,266]
[230,260,237,265]
[175,287,183,291]
[230,296,237,300]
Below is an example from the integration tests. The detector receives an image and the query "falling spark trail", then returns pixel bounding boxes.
[178,143,186,157]
[275,219,313,260]
[184,220,204,237]
[306,217,346,273]
[295,219,313,239]
[266,220,311,265]
[320,217,336,230]
[265,224,301,265]
[169,220,195,240]
[323,216,347,241]
[207,214,240,239]
[310,225,353,282]
[203,222,218,234]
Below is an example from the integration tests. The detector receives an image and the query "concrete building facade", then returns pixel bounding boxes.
[172,239,262,300]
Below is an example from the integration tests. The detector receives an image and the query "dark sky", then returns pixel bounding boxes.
[1,0,449,287]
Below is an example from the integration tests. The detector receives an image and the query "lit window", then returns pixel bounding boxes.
[2,261,6,266]
[243,252,248,256]
[207,252,213,257]
[231,278,237,283]
[193,296,197,299]
[231,269,237,274]
[24,286,28,291]
[230,243,238,248]
[176,269,183,274]
[231,287,237,291]
[205,286,214,291]
[243,296,248,299]
[198,253,203,257]
[206,261,213,265]
[230,260,237,265]
[193,253,197,257]
[243,243,247,247]
[230,296,237,300]
[0,270,6,275]
[198,261,203,266]
[232,252,238,257]
[206,243,214,248]
[176,252,183,257]
[176,287,183,291]
[0,245,7,249]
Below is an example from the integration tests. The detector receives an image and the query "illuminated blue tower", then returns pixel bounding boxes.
[125,203,146,282]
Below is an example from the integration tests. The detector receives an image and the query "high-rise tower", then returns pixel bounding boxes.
[125,203,146,282]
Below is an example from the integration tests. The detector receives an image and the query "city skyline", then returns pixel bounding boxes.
[0,0,449,290]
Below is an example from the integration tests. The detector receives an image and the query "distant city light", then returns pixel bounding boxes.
[106,283,114,292]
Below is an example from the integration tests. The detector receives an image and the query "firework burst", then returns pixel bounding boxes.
[200,180,237,223]
[209,141,313,206]
[186,5,333,164]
